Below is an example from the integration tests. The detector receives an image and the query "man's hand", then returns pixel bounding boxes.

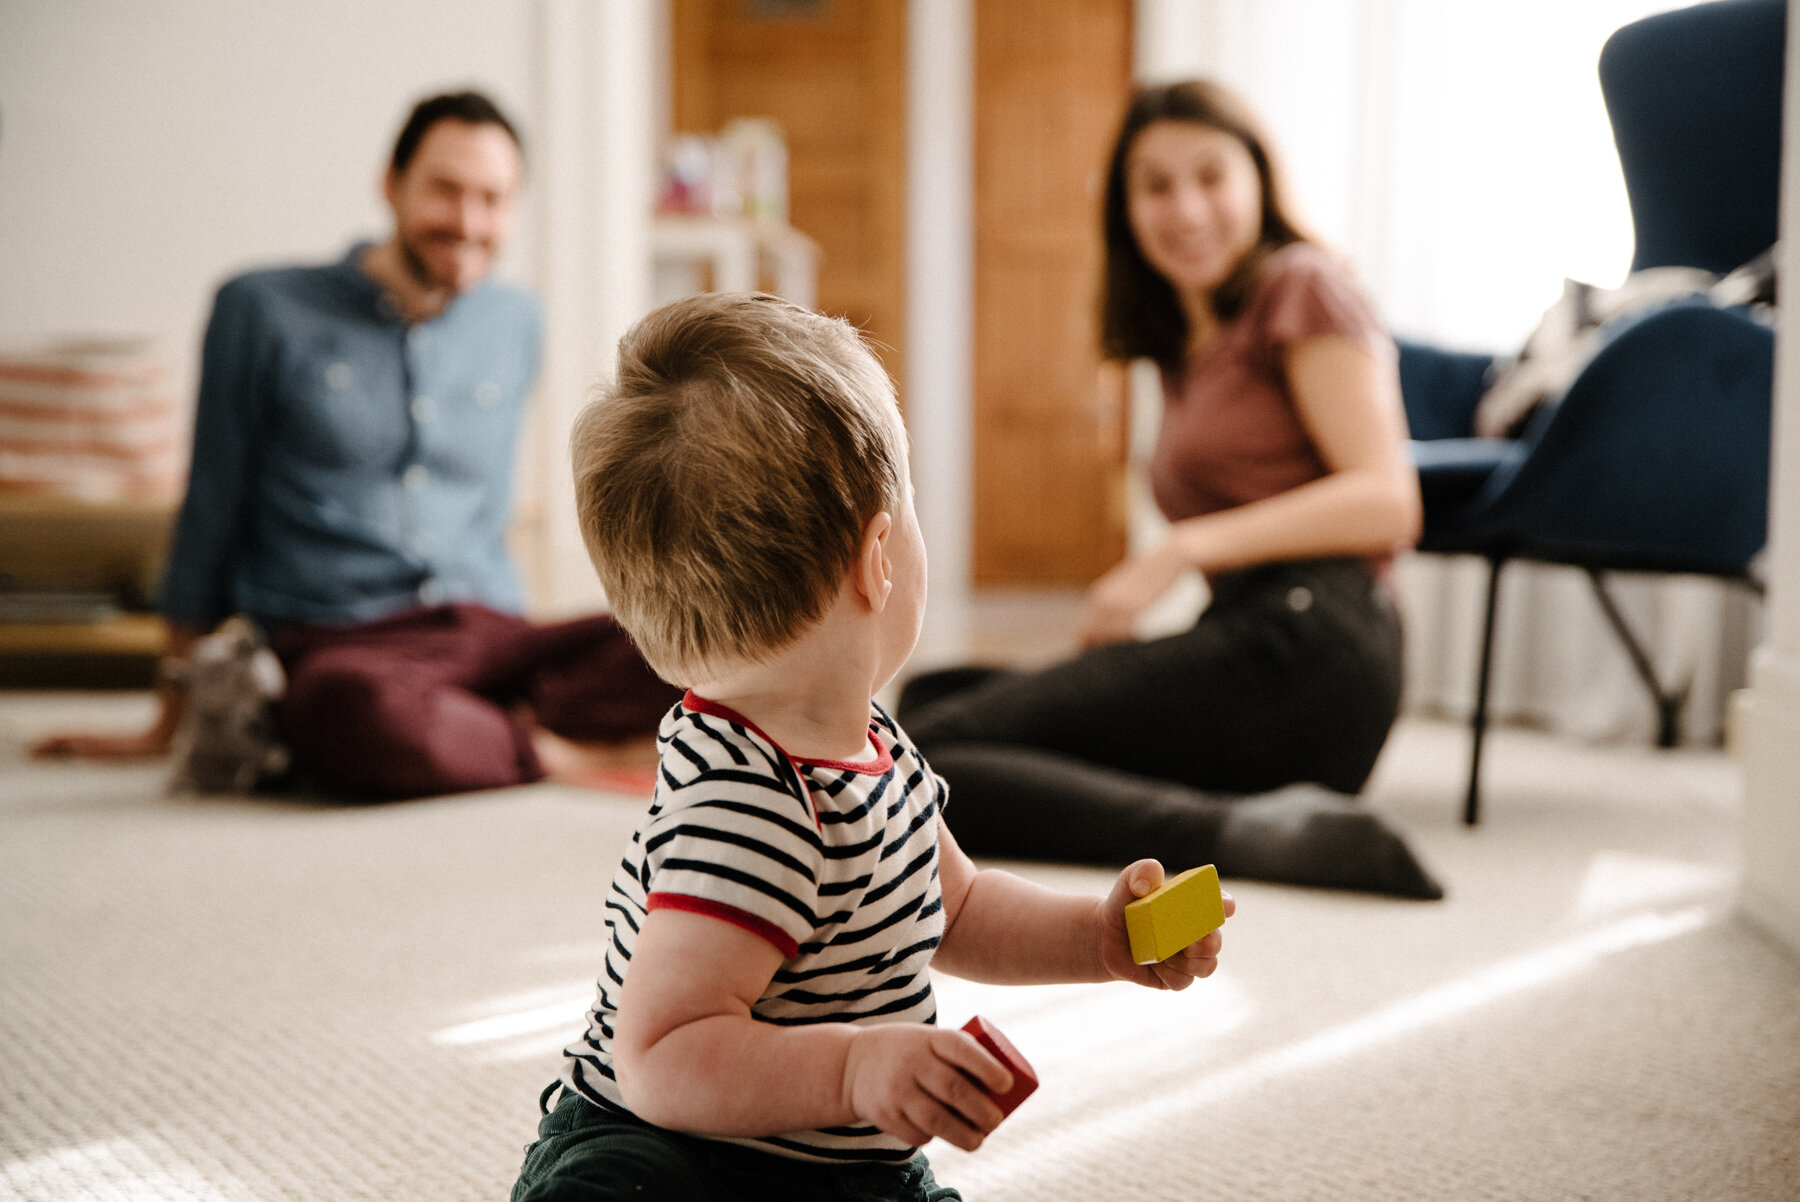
[30,727,173,761]
[31,626,198,762]
[842,1024,1012,1152]
[1095,859,1236,991]
[31,691,181,761]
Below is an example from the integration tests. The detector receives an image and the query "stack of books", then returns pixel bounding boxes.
[0,337,182,502]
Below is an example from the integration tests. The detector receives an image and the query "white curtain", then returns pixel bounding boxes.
[1131,0,1759,745]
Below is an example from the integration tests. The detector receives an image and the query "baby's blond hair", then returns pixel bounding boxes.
[572,292,906,685]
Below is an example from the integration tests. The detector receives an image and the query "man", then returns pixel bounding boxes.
[33,91,679,798]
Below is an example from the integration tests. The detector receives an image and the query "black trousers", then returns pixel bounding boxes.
[900,558,1410,875]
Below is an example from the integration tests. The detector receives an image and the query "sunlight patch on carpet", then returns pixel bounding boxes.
[1571,851,1732,921]
[941,904,1717,1196]
[1,1135,256,1202]
[431,982,595,1063]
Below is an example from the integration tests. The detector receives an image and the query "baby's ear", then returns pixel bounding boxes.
[853,511,895,611]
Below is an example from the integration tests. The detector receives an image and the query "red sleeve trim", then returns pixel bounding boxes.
[648,892,800,959]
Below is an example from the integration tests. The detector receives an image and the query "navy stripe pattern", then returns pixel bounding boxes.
[561,697,949,1163]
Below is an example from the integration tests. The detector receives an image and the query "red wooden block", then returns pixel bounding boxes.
[961,1015,1039,1117]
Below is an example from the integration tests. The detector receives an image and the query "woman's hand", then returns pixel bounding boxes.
[1077,542,1187,649]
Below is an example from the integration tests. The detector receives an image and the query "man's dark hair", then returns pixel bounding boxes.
[389,90,522,175]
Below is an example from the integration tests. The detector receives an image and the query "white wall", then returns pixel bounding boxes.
[529,0,659,618]
[1135,0,1667,351]
[906,0,975,652]
[0,2,538,415]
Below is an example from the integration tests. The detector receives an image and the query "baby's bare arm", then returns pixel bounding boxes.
[934,821,1234,989]
[613,908,1009,1150]
[933,822,1112,984]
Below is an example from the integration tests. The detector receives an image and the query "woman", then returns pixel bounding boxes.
[901,79,1440,898]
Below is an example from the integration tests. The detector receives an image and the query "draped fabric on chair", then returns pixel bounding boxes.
[1397,0,1782,826]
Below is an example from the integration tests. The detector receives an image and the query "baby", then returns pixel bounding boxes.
[512,292,1236,1202]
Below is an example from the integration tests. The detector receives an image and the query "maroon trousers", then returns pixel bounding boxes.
[268,604,681,800]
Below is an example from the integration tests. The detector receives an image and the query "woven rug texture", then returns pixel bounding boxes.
[3,691,1798,1202]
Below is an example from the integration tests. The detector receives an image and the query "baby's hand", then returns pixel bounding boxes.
[1098,859,1236,990]
[842,1023,1011,1152]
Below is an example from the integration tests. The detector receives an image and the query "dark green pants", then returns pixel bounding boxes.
[513,1088,963,1202]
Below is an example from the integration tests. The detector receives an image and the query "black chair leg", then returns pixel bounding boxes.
[1584,568,1686,748]
[1465,556,1505,826]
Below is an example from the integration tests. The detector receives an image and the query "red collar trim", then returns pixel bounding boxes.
[682,690,894,775]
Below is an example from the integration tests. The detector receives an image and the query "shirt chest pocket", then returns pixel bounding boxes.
[278,348,411,469]
[408,333,528,464]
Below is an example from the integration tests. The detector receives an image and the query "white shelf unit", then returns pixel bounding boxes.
[651,216,820,308]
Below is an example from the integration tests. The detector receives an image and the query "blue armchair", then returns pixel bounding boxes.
[1397,0,1781,825]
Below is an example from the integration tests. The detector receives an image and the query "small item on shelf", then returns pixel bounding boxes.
[715,118,788,223]
[657,133,716,217]
[658,120,791,225]
[0,591,121,624]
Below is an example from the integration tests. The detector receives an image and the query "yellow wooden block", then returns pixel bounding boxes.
[1124,864,1225,965]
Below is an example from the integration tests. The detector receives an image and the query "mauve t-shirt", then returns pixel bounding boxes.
[1149,242,1393,525]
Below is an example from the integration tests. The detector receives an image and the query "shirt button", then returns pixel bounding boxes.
[475,381,500,408]
[1286,586,1314,613]
[325,362,352,390]
[418,578,445,606]
[411,395,436,423]
[403,464,430,492]
[408,326,429,351]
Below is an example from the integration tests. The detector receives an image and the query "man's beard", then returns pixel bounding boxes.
[398,231,478,292]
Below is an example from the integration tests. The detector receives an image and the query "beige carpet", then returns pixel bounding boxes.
[2,688,1797,1202]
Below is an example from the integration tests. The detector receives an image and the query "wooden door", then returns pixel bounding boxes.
[973,0,1132,586]
[670,0,907,391]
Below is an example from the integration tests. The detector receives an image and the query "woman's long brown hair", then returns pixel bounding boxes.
[1098,79,1313,371]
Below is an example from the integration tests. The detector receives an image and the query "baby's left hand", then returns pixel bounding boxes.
[1097,860,1236,990]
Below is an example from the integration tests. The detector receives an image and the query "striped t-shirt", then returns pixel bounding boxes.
[560,691,949,1163]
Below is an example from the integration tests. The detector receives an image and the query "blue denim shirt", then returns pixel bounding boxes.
[159,245,540,629]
